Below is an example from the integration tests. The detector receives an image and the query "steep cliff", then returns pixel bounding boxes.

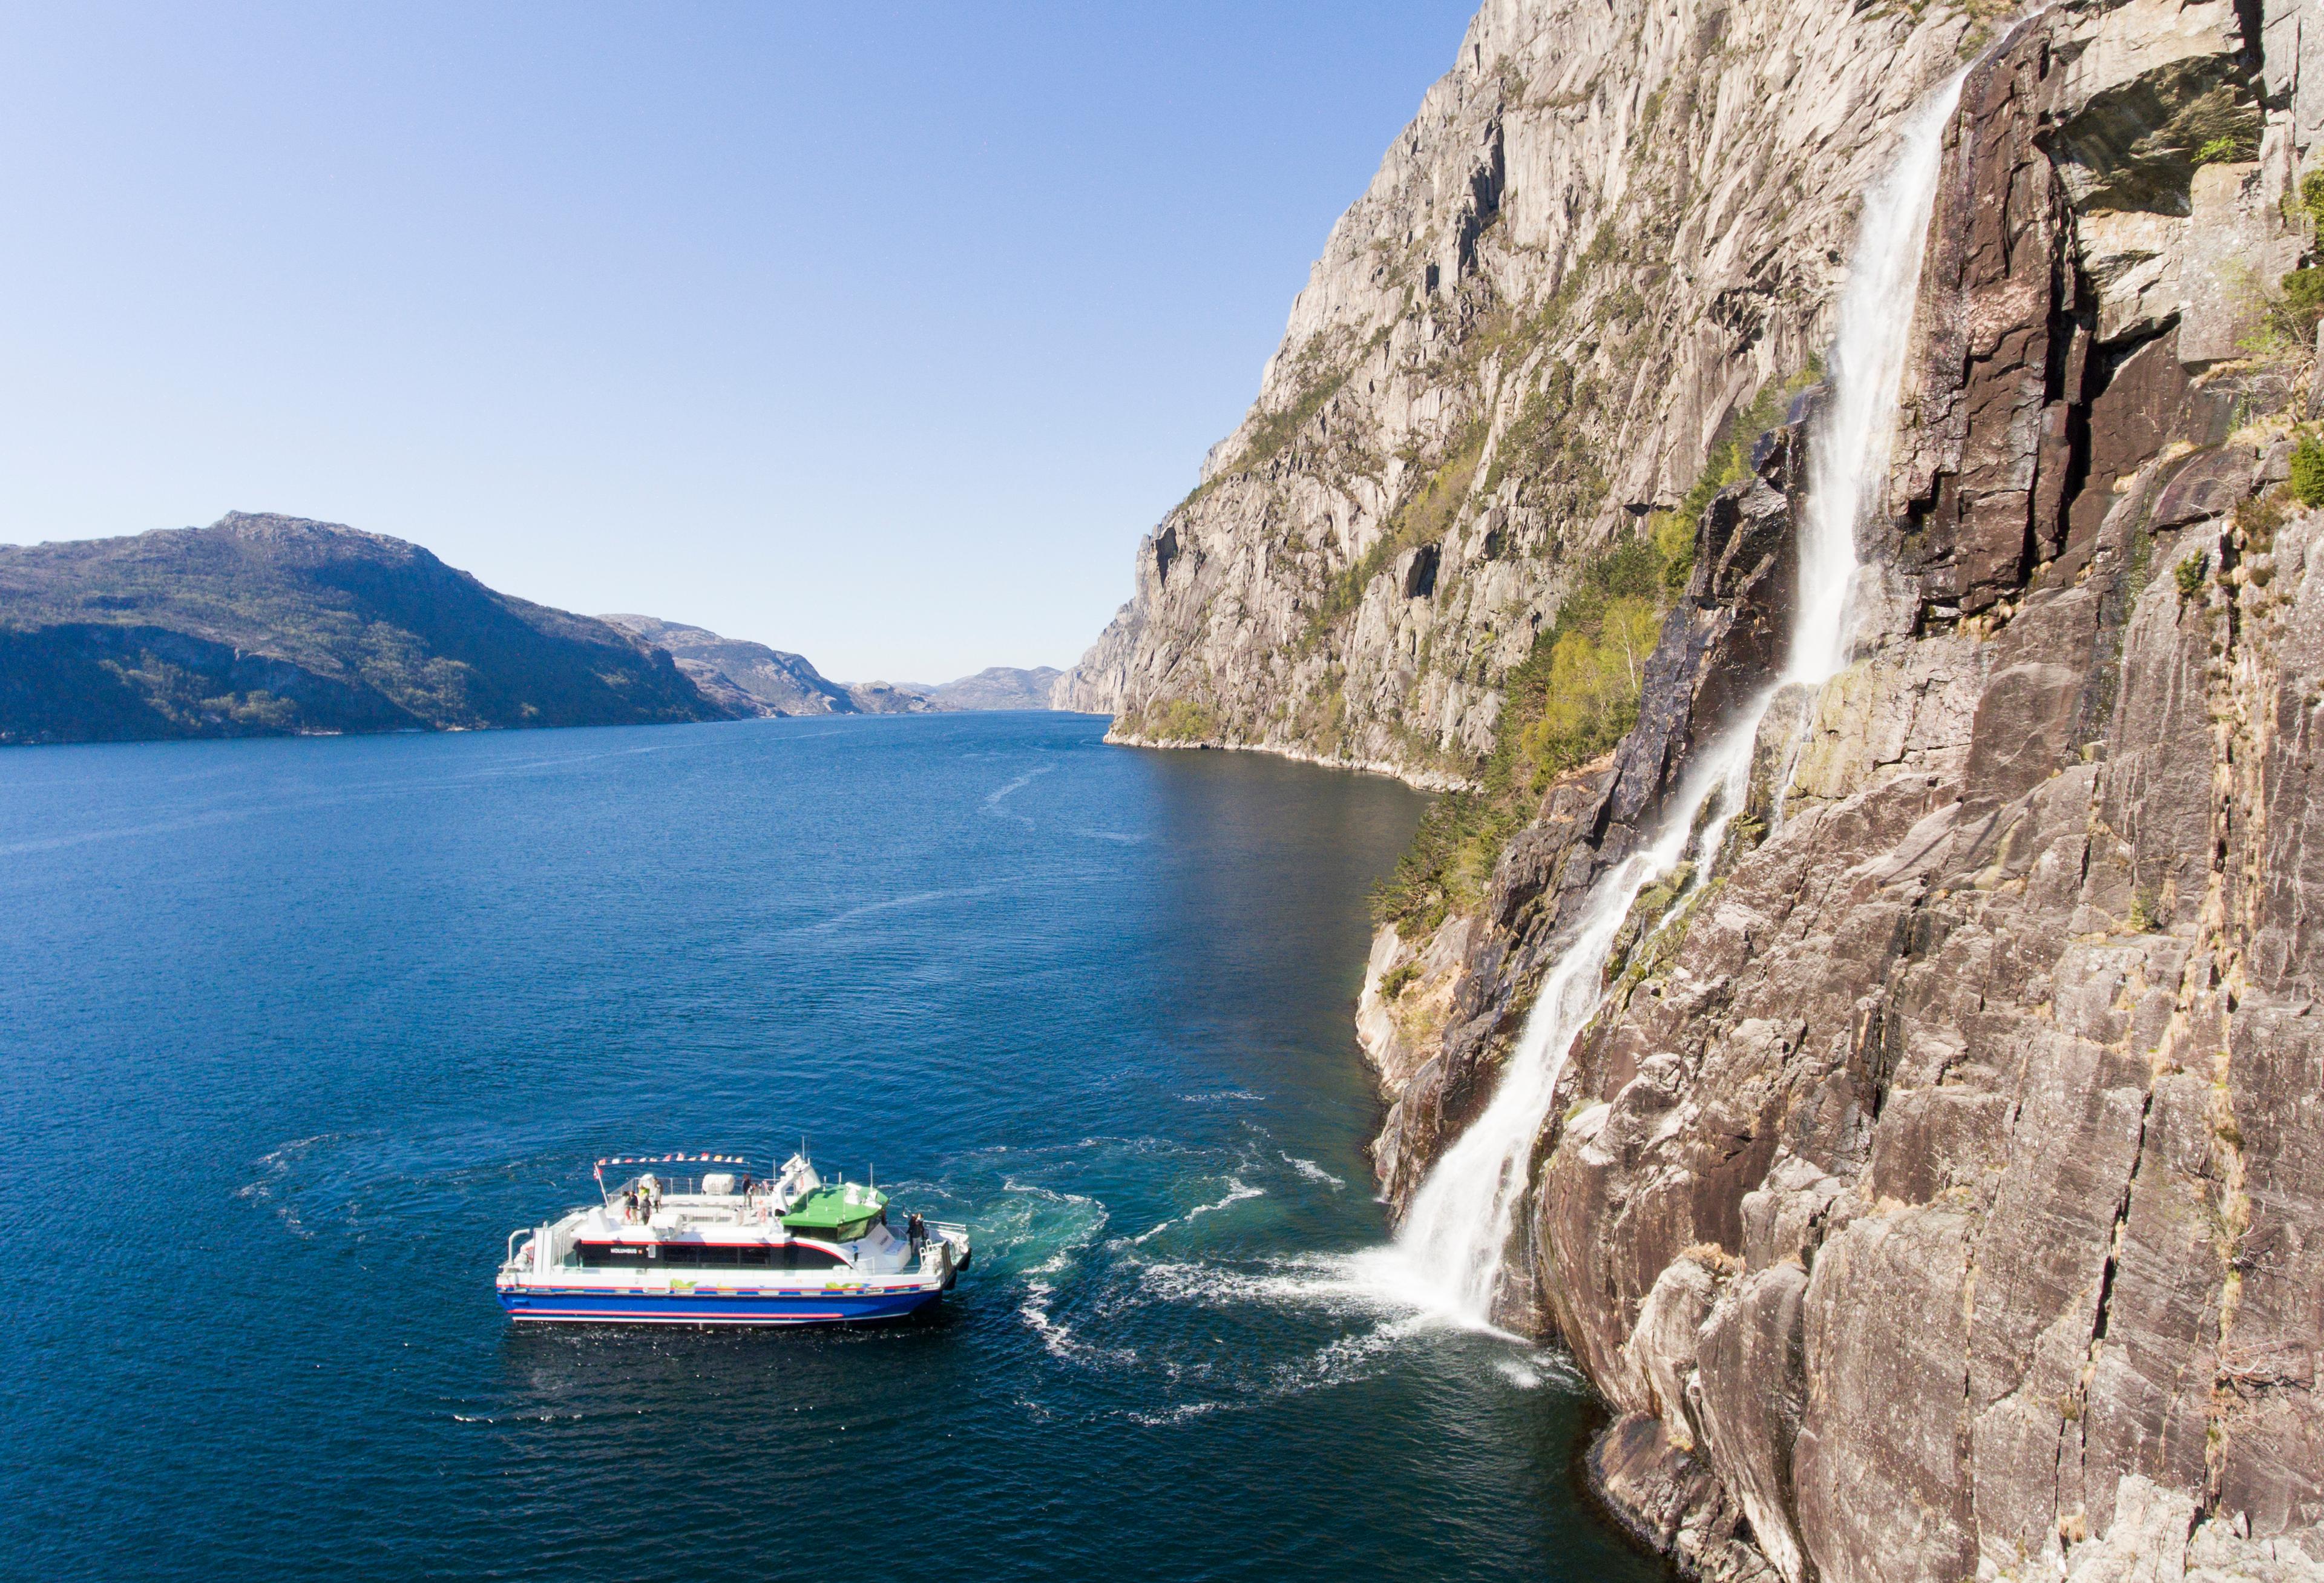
[601,613,858,717]
[1059,0,1989,786]
[1075,0,2324,1577]
[930,666,1066,711]
[1350,2,2324,1579]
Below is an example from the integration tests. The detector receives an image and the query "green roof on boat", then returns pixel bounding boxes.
[781,1182,889,1237]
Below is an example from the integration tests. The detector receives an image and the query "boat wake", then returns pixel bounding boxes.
[909,1133,1571,1422]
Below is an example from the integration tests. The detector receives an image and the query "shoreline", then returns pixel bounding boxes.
[1102,728,1476,794]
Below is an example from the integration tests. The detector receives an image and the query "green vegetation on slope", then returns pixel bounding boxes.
[1310,423,1489,639]
[0,513,730,745]
[2291,434,2324,508]
[1370,522,1691,932]
[1118,697,1220,742]
[1370,368,1816,935]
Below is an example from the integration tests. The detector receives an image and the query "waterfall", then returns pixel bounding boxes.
[1388,68,1969,1327]
[1788,76,1969,686]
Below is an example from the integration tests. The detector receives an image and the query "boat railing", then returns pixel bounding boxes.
[605,1175,756,1200]
[503,1227,535,1272]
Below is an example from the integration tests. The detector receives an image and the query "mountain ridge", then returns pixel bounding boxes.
[0,512,732,744]
[605,613,1067,716]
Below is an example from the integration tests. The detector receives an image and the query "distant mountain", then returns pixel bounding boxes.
[600,614,854,717]
[927,666,1064,711]
[844,680,936,714]
[605,614,1062,717]
[0,513,734,745]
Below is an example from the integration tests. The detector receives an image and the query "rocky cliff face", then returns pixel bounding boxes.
[1059,0,1987,783]
[1074,0,2324,1576]
[601,613,857,717]
[933,666,1065,711]
[603,619,1066,717]
[1346,2,2324,1579]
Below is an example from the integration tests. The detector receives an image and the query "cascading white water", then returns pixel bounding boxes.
[1389,68,1969,1326]
[1787,76,1969,686]
[1390,735,1757,1321]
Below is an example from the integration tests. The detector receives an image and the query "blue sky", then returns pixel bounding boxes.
[0,3,1477,683]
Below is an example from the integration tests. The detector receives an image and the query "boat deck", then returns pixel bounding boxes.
[495,1154,971,1325]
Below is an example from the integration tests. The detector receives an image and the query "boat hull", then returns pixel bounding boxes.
[499,1284,945,1326]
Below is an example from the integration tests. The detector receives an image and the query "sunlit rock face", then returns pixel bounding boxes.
[1074,0,2324,1577]
[1059,0,1981,782]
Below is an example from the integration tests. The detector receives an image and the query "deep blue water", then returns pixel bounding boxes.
[0,712,1663,1582]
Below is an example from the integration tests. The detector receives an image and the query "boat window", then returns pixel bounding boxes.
[576,1240,833,1270]
[687,1245,750,1267]
[577,1243,658,1268]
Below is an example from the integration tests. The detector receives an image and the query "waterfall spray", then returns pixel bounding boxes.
[1389,68,1969,1326]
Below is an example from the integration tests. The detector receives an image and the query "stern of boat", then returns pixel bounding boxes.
[922,1221,971,1289]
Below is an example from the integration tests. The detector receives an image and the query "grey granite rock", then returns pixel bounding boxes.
[1331,2,2324,1578]
[1080,0,2324,1576]
[1060,0,1980,786]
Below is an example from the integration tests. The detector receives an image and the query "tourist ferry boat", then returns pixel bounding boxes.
[496,1150,971,1326]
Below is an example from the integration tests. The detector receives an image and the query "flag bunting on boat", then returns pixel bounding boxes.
[593,1153,752,1173]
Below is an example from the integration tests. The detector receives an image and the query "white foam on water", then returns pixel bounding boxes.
[1280,1153,1347,1189]
[1017,1283,1140,1369]
[1134,1254,1407,1315]
[1130,1178,1265,1245]
[997,1179,1141,1368]
[1123,1398,1246,1427]
[1180,1179,1263,1224]
[235,1134,349,1239]
[798,884,1002,933]
[982,763,1055,824]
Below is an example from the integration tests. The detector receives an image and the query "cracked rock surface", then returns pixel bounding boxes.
[1060,0,2324,1575]
[1347,4,2324,1579]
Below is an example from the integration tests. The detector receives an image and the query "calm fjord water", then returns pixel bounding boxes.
[1,713,1663,1582]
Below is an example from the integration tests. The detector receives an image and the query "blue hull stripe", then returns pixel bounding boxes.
[500,1288,942,1325]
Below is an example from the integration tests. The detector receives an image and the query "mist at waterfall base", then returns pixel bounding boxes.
[0,713,1669,1583]
[1387,70,1971,1325]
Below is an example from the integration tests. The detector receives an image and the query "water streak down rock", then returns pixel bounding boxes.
[1059,0,1978,781]
[1075,0,2324,1576]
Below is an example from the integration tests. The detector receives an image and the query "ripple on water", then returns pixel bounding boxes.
[2,713,1666,1583]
